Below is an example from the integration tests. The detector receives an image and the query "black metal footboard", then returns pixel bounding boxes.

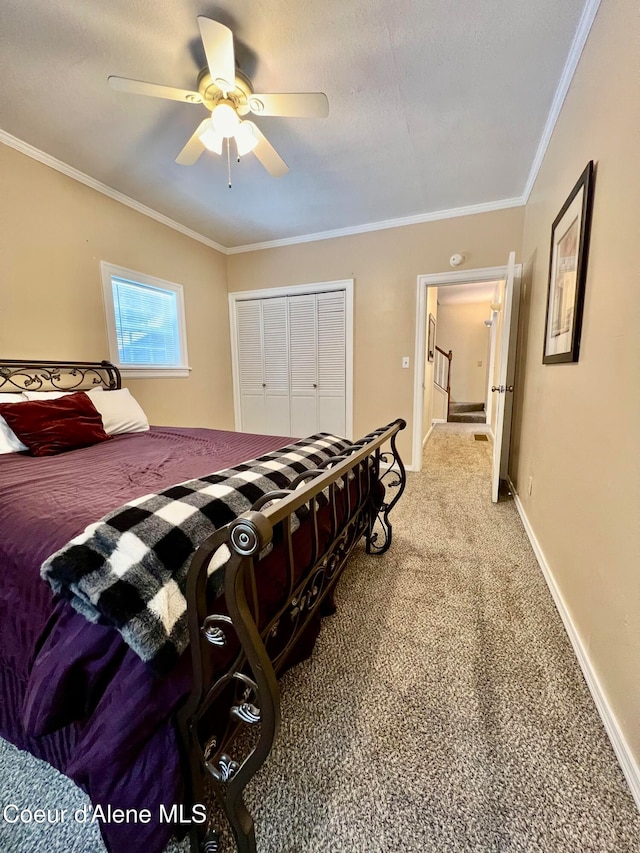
[177,419,406,852]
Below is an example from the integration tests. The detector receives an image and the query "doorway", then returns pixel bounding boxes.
[433,280,501,425]
[412,258,522,491]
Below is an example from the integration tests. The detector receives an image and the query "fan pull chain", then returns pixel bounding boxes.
[227,137,232,188]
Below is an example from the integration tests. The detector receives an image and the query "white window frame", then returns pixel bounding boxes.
[100,261,190,378]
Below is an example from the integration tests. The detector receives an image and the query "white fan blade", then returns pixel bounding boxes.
[249,123,288,177]
[198,18,236,92]
[108,76,202,104]
[248,93,329,118]
[175,120,210,165]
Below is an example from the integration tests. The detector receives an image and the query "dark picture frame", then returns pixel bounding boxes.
[543,160,595,364]
[427,314,436,362]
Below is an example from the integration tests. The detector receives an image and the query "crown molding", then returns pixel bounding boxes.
[2,126,525,255]
[0,128,227,255]
[522,0,602,202]
[226,197,525,254]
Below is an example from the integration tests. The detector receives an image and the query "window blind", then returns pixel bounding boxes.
[111,277,181,367]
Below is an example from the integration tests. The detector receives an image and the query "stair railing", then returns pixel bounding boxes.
[434,346,452,421]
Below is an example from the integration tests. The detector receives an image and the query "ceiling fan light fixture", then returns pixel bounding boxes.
[198,119,223,154]
[248,96,264,114]
[214,77,234,93]
[234,121,258,156]
[211,101,240,137]
[109,17,325,178]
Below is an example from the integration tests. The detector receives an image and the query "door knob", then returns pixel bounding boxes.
[506,385,514,392]
[491,386,499,392]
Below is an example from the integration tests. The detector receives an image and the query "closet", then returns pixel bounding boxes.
[233,288,347,438]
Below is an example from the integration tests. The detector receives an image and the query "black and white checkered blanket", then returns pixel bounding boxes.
[41,433,351,674]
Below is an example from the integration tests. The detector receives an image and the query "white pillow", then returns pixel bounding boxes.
[0,394,28,454]
[87,388,149,435]
[22,389,102,400]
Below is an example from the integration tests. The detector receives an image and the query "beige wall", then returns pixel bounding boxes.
[422,287,439,440]
[227,207,524,462]
[0,144,235,429]
[436,300,492,404]
[511,0,640,763]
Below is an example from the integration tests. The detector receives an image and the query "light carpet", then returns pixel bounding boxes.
[1,422,639,852]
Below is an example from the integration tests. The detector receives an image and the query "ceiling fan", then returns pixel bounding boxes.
[108,17,329,178]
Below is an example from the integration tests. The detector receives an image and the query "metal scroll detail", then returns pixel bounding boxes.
[366,426,407,555]
[230,702,261,725]
[178,420,406,853]
[201,833,221,853]
[216,754,240,782]
[203,737,239,782]
[229,673,262,726]
[201,614,233,648]
[0,360,121,393]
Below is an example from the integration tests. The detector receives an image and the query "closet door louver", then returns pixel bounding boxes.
[317,290,346,435]
[289,294,319,437]
[235,289,347,439]
[236,300,265,433]
[262,297,291,435]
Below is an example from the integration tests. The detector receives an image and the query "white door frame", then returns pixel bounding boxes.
[485,309,500,430]
[229,279,354,439]
[412,264,522,472]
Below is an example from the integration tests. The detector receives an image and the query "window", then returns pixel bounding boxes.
[101,262,189,378]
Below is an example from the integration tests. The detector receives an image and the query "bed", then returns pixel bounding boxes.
[0,359,406,853]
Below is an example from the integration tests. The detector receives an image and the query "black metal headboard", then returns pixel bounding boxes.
[0,360,121,393]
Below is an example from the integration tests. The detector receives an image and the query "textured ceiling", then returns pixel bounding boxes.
[1,0,587,248]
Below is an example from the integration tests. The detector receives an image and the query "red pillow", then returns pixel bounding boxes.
[0,392,111,457]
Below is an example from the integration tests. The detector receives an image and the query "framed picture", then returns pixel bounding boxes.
[543,160,594,364]
[427,314,436,362]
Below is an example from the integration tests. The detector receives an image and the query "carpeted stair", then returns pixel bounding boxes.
[448,401,486,423]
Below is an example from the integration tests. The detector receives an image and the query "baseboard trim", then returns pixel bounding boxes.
[507,477,640,811]
[422,424,436,448]
[431,418,447,425]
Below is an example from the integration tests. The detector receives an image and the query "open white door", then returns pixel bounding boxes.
[491,251,520,502]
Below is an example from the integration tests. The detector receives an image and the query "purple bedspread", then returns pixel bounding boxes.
[0,427,294,853]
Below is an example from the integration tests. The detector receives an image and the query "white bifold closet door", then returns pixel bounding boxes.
[236,300,264,434]
[236,297,291,435]
[289,294,318,437]
[288,291,347,436]
[316,291,346,435]
[235,289,346,437]
[262,297,291,436]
